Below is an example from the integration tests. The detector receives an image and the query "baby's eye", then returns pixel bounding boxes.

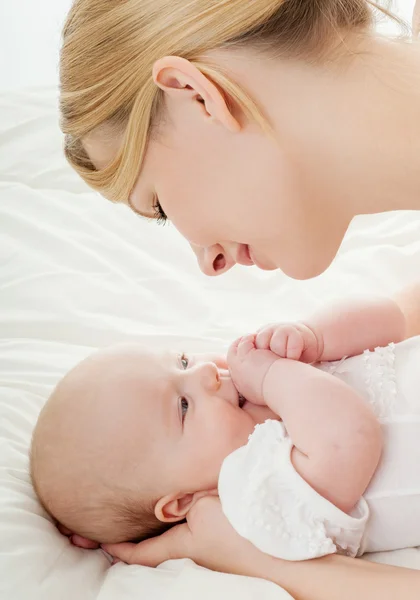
[180,397,189,421]
[180,353,189,369]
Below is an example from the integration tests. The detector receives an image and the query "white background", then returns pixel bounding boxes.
[0,0,417,91]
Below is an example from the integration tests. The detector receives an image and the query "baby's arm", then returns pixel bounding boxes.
[310,281,420,359]
[394,282,420,339]
[228,337,382,514]
[257,295,405,363]
[302,295,405,361]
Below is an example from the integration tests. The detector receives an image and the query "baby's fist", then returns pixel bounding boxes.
[255,322,320,363]
[227,334,278,405]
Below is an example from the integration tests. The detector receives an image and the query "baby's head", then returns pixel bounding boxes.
[31,343,271,543]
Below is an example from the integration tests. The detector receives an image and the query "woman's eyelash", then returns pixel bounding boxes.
[153,196,168,225]
[180,353,189,369]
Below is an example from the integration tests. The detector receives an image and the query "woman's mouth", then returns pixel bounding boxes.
[248,246,276,271]
[238,393,246,408]
[236,244,254,267]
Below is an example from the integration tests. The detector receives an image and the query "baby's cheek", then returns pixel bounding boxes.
[195,407,253,480]
[220,411,254,453]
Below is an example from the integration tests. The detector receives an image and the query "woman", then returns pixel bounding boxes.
[103,495,420,600]
[62,0,420,280]
[60,0,420,596]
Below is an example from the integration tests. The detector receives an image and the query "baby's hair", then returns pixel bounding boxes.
[60,0,400,204]
[30,395,171,545]
[30,440,170,543]
[60,495,171,544]
[115,498,173,544]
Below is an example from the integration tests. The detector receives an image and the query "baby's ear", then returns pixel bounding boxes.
[155,489,217,523]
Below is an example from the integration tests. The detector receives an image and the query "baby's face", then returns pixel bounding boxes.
[129,348,255,494]
[74,344,275,512]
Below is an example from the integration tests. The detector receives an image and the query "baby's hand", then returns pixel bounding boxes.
[255,322,321,363]
[227,334,278,405]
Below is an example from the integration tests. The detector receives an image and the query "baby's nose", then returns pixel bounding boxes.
[197,362,221,392]
[190,243,235,276]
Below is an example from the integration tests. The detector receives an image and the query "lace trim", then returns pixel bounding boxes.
[240,422,357,559]
[362,343,397,419]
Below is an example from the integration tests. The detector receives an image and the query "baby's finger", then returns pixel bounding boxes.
[269,329,289,357]
[227,337,242,363]
[269,327,303,360]
[237,335,256,359]
[230,337,242,351]
[284,330,305,360]
[241,333,256,343]
[255,327,273,349]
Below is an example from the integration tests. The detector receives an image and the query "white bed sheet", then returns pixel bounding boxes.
[1,88,420,600]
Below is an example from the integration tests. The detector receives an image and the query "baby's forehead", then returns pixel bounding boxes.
[93,343,158,363]
[82,344,166,376]
[53,346,169,448]
[76,344,176,402]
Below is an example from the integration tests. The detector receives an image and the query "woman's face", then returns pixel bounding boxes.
[87,55,351,280]
[129,100,348,280]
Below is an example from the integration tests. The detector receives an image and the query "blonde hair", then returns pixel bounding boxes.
[60,0,396,204]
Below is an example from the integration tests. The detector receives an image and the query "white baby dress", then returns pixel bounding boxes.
[218,337,420,560]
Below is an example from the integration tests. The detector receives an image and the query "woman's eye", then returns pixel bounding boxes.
[180,397,189,420]
[180,353,189,369]
[153,196,168,226]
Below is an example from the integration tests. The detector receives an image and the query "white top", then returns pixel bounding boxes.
[219,337,420,560]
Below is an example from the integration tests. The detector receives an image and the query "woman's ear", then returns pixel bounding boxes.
[155,489,218,523]
[152,56,241,133]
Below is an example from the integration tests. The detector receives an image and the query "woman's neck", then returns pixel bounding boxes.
[307,34,420,217]
[228,34,420,222]
[336,35,420,215]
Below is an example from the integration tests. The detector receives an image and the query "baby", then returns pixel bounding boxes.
[31,290,420,560]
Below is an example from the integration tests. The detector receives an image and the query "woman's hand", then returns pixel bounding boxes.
[102,496,420,600]
[58,523,99,550]
[103,496,265,577]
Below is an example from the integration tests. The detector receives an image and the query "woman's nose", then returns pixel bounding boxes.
[190,243,235,276]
